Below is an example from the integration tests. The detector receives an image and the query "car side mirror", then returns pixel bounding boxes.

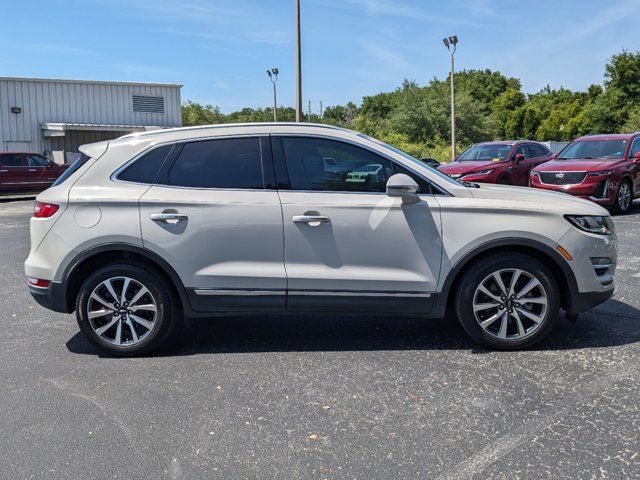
[514,153,525,163]
[386,174,419,204]
[633,152,640,162]
[550,153,558,160]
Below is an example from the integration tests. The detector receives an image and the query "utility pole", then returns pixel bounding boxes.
[266,68,279,122]
[319,100,323,120]
[308,100,311,122]
[295,0,303,122]
[443,35,458,162]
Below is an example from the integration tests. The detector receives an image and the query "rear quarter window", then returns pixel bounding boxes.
[117,145,173,184]
[51,154,91,187]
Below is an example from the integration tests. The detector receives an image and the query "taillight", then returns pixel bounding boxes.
[28,277,51,288]
[33,201,59,218]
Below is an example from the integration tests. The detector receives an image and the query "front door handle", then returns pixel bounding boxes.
[292,214,331,225]
[0,170,7,173]
[150,212,188,222]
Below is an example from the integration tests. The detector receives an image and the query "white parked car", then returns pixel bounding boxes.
[25,123,616,356]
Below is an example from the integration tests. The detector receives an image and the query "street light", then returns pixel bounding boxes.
[443,35,458,162]
[295,0,303,122]
[266,67,279,122]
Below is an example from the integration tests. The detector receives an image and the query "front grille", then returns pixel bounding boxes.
[539,171,587,185]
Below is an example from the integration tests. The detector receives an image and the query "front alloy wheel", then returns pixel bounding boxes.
[455,253,560,350]
[614,180,632,214]
[473,269,547,340]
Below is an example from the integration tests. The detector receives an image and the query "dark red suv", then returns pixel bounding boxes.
[530,133,640,214]
[437,141,553,185]
[0,152,69,192]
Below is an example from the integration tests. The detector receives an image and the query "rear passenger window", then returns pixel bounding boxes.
[164,138,263,189]
[118,145,172,184]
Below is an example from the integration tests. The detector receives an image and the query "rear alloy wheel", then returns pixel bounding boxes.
[612,180,632,215]
[455,253,560,349]
[76,264,176,356]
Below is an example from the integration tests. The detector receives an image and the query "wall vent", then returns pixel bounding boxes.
[132,94,165,114]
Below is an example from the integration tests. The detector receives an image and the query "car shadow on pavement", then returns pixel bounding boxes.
[65,299,640,357]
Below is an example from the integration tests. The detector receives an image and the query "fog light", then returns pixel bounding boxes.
[590,257,612,267]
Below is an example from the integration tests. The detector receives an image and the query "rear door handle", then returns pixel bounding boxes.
[150,212,188,222]
[292,215,331,224]
[28,169,36,172]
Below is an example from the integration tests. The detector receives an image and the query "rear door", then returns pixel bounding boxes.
[0,154,28,190]
[139,136,286,313]
[273,135,442,313]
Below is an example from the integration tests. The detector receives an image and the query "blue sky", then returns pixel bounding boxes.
[1,0,640,113]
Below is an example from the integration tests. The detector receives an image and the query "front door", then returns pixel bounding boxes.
[273,135,443,313]
[139,136,286,313]
[628,137,640,194]
[0,153,28,190]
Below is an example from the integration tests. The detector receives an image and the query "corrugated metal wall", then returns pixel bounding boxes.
[0,78,182,154]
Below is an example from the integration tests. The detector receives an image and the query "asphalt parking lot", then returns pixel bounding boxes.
[1,200,639,479]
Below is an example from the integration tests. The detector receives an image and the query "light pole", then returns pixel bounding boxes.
[443,35,458,162]
[266,68,279,122]
[295,0,303,122]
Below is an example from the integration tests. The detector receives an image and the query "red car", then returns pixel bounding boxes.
[530,133,640,214]
[437,141,553,185]
[0,152,69,192]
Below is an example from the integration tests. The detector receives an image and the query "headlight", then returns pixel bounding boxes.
[587,170,613,177]
[465,169,494,176]
[565,215,614,235]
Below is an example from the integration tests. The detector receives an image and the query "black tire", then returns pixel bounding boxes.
[454,253,560,350]
[611,179,633,215]
[76,263,177,356]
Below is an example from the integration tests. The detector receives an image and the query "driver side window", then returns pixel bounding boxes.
[281,137,394,193]
[629,138,640,158]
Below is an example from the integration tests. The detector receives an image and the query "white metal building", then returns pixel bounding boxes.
[0,77,182,163]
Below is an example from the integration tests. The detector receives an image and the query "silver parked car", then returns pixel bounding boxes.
[25,123,616,356]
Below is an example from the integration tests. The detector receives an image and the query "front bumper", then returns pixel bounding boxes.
[530,175,615,205]
[566,288,614,315]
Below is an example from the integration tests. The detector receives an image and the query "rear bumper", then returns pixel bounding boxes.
[28,281,72,314]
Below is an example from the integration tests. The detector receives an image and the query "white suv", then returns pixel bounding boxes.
[25,124,617,356]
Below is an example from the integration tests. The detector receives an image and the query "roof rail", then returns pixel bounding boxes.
[119,122,352,139]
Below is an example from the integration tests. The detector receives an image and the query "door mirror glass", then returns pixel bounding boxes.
[386,174,419,203]
[514,153,525,163]
[633,151,640,160]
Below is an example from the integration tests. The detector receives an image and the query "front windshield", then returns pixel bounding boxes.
[359,134,463,187]
[457,144,513,161]
[558,140,628,160]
